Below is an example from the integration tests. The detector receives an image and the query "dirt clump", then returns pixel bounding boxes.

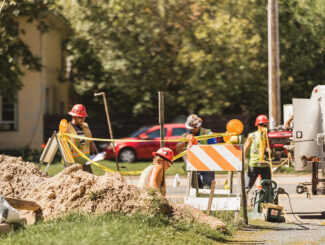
[0,155,225,229]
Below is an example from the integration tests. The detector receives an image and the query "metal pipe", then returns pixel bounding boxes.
[94,92,120,171]
[158,92,165,147]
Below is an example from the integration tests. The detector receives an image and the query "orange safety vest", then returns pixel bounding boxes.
[138,165,166,196]
[67,122,92,165]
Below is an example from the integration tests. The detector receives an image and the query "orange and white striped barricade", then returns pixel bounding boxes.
[184,144,243,212]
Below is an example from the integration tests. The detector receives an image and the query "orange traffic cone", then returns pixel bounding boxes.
[255,174,262,189]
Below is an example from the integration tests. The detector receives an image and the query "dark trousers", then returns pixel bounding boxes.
[82,164,93,174]
[192,171,215,188]
[246,166,271,190]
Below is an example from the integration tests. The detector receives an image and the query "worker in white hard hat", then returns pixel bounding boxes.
[176,114,217,189]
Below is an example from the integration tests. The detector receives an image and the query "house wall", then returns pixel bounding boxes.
[0,14,69,150]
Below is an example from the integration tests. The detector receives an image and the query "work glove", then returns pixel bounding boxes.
[186,134,198,150]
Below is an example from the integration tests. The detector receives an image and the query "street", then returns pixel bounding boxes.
[125,173,325,225]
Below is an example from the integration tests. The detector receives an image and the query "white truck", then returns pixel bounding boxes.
[291,85,325,194]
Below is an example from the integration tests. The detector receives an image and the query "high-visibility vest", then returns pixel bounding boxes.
[138,165,166,196]
[183,128,211,145]
[67,122,92,165]
[248,130,269,167]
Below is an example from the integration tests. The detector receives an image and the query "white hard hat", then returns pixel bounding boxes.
[185,114,202,129]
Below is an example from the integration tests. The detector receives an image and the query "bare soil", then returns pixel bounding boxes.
[0,155,225,229]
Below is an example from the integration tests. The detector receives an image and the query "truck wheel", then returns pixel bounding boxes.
[118,148,136,163]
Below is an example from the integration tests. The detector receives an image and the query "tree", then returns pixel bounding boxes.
[55,0,325,123]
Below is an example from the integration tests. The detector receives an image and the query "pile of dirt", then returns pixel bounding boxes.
[0,155,225,229]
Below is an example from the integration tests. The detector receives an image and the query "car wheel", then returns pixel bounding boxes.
[118,148,136,163]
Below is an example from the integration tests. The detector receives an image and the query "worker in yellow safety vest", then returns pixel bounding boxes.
[244,114,271,190]
[138,147,174,196]
[67,104,98,173]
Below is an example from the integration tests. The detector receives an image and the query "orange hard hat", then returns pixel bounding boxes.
[69,104,88,117]
[255,114,269,126]
[153,147,174,164]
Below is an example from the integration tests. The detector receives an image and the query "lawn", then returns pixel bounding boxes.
[0,213,231,245]
[38,160,187,177]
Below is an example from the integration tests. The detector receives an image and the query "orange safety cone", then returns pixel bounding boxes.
[255,174,262,189]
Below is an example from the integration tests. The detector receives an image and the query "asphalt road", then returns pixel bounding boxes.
[125,173,325,225]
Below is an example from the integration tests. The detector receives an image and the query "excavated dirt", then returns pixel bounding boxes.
[0,155,225,229]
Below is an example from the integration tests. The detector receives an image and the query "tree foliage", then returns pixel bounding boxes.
[3,0,325,122]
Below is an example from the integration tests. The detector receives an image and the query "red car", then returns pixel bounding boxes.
[105,123,188,162]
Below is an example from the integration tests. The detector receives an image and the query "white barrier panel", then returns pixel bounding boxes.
[189,188,230,197]
[184,197,240,211]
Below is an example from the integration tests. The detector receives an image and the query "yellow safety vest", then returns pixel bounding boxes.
[67,122,92,165]
[248,129,268,167]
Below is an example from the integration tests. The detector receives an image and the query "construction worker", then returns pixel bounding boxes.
[138,147,174,196]
[67,104,98,173]
[176,114,217,189]
[244,114,271,190]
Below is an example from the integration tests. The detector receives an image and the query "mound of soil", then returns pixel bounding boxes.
[0,155,225,229]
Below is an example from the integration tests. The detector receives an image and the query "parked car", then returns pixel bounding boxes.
[105,124,188,162]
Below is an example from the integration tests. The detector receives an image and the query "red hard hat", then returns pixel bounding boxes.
[255,114,269,126]
[69,104,88,117]
[153,147,174,164]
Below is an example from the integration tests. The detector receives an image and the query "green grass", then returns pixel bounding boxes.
[0,213,229,245]
[38,160,187,177]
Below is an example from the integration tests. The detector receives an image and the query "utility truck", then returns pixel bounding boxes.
[290,85,325,195]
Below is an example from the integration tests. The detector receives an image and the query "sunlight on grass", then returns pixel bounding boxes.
[38,160,187,177]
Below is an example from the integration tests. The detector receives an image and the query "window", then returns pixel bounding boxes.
[172,128,188,136]
[0,96,17,131]
[147,129,167,139]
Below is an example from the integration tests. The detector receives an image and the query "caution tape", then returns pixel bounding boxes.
[65,137,142,175]
[60,131,238,175]
[59,132,238,143]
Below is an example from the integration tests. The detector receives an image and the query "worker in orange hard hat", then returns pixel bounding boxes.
[244,114,271,191]
[176,114,218,189]
[67,104,98,173]
[138,147,174,196]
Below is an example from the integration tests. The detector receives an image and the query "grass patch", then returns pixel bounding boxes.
[0,212,229,245]
[37,160,187,177]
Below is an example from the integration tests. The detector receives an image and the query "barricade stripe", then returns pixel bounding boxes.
[215,145,241,170]
[188,150,210,171]
[191,147,223,171]
[200,146,236,171]
[225,145,242,161]
[58,139,68,161]
[61,140,74,163]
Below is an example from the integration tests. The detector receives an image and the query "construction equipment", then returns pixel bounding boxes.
[285,85,325,195]
[248,179,285,222]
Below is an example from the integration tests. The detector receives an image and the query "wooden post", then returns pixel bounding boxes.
[268,0,281,126]
[229,171,234,194]
[207,180,216,216]
[94,92,120,171]
[158,92,165,147]
[239,136,248,224]
[193,171,200,197]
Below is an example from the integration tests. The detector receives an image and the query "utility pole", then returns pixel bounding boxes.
[268,0,281,126]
